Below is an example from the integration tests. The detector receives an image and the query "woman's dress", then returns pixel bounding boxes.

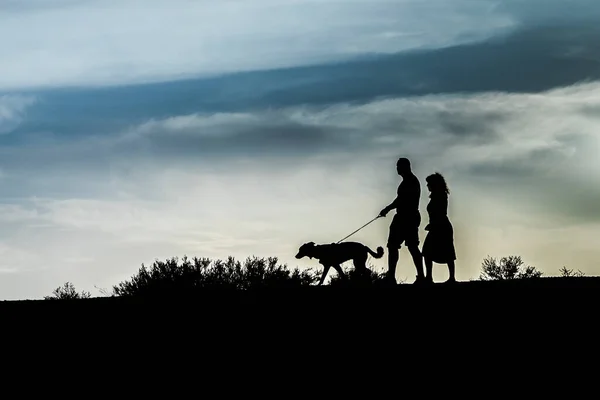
[422,193,456,264]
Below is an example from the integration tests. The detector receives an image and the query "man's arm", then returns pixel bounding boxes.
[379,196,400,217]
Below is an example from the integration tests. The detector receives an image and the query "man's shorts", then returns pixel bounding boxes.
[387,212,421,249]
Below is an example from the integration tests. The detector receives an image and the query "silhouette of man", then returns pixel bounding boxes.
[378,157,425,284]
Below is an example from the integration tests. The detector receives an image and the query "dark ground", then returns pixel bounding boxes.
[3,277,597,375]
[3,277,597,326]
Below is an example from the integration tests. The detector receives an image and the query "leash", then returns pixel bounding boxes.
[336,215,382,244]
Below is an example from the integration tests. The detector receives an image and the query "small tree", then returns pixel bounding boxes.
[480,255,542,281]
[559,267,585,277]
[44,282,92,300]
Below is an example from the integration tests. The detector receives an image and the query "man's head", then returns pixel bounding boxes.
[396,157,411,176]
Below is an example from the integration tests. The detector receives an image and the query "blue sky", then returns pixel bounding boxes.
[1,0,599,298]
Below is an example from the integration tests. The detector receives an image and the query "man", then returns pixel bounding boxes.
[378,157,425,284]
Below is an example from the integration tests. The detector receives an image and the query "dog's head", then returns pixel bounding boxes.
[295,242,316,259]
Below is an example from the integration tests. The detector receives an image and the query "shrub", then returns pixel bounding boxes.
[112,255,320,296]
[479,255,542,280]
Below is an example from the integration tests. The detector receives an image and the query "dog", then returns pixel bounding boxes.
[295,241,384,285]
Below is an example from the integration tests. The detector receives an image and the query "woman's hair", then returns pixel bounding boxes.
[426,172,450,195]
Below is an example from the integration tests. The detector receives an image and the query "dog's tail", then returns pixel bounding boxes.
[366,245,385,259]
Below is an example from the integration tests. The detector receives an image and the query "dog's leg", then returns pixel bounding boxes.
[318,265,331,285]
[353,255,371,283]
[354,255,367,273]
[333,264,347,280]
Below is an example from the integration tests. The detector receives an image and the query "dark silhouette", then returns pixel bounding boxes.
[378,157,424,284]
[422,172,457,284]
[295,241,384,285]
[110,255,320,297]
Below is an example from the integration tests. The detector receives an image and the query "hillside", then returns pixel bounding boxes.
[3,277,597,325]
[2,276,595,368]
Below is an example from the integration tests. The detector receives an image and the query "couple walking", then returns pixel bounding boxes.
[378,157,456,285]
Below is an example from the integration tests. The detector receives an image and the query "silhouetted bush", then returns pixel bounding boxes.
[44,282,91,300]
[111,255,320,296]
[479,255,542,280]
[559,266,585,277]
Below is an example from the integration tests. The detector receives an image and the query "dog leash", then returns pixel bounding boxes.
[336,215,382,244]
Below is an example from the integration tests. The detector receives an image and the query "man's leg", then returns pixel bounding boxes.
[386,218,401,284]
[387,245,399,283]
[406,217,424,283]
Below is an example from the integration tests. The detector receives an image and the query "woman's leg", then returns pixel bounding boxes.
[446,260,456,283]
[425,257,433,283]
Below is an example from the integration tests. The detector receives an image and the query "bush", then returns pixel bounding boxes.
[112,255,320,296]
[479,255,542,280]
[559,267,585,277]
[44,282,91,300]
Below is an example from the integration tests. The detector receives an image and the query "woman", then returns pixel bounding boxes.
[422,172,457,284]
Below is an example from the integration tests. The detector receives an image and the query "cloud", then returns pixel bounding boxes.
[10,20,600,142]
[115,82,600,180]
[3,0,599,93]
[0,0,515,90]
[1,81,600,298]
[5,81,600,207]
[497,0,600,25]
[0,95,37,134]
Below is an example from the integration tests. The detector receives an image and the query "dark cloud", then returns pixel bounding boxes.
[498,0,600,26]
[579,105,600,119]
[127,121,358,160]
[249,22,600,106]
[0,109,365,180]
[434,109,507,143]
[7,20,600,145]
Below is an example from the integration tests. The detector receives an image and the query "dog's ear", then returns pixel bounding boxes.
[307,241,315,247]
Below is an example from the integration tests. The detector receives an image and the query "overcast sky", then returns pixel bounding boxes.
[1,0,599,299]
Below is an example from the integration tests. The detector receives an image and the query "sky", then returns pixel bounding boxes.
[1,0,599,299]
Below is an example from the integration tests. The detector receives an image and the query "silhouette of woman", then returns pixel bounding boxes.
[422,172,456,284]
